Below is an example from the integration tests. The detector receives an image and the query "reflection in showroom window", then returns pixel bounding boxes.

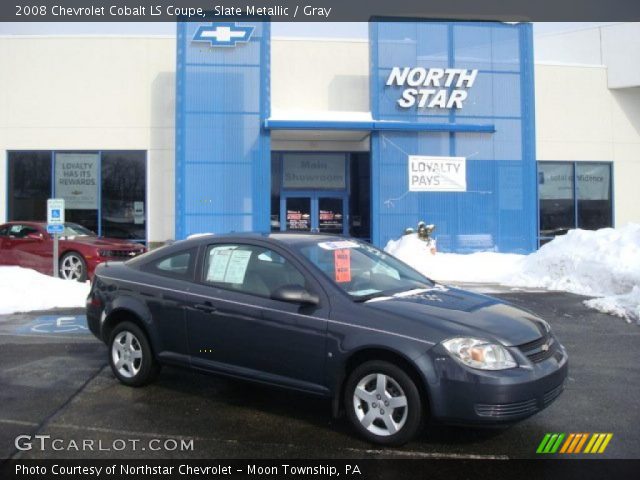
[577,163,612,230]
[101,152,147,241]
[538,161,612,245]
[7,152,52,221]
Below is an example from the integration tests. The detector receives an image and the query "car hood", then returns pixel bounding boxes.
[61,236,142,249]
[364,286,546,347]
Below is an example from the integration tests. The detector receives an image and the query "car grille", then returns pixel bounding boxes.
[102,250,142,258]
[517,334,557,363]
[475,399,539,418]
[543,383,565,407]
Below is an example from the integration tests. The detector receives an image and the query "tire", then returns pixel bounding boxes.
[108,321,160,387]
[59,251,88,282]
[344,360,423,446]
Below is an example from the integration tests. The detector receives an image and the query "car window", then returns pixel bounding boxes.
[146,249,196,280]
[203,244,307,299]
[295,240,433,301]
[0,226,9,237]
[7,225,37,238]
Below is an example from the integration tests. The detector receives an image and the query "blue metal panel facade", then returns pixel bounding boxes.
[370,21,537,253]
[176,21,270,239]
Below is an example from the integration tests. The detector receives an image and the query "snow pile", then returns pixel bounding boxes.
[0,266,90,315]
[385,224,640,323]
[385,235,525,284]
[583,287,640,322]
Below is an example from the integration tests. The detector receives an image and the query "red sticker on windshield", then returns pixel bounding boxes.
[334,249,351,283]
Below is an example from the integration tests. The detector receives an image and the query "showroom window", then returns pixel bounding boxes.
[538,162,612,245]
[7,151,147,242]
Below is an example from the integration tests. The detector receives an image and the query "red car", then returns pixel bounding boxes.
[0,221,146,281]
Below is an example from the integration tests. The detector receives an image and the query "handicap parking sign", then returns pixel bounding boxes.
[16,315,89,335]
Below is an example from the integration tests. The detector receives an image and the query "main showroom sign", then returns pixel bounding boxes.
[409,156,467,192]
[386,67,478,109]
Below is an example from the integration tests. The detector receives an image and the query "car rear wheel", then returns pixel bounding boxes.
[108,322,159,387]
[345,360,423,446]
[59,251,87,282]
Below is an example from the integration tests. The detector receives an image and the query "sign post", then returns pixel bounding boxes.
[47,199,65,278]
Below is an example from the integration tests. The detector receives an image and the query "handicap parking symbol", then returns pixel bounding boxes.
[17,315,89,335]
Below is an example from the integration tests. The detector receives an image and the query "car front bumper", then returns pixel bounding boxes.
[417,341,569,425]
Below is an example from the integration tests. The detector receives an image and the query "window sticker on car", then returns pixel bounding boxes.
[225,250,252,284]
[207,247,252,284]
[318,240,360,250]
[207,248,233,282]
[334,249,352,283]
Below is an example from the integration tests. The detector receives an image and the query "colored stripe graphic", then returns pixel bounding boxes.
[598,434,613,453]
[585,433,613,454]
[574,433,589,453]
[538,433,613,454]
[537,433,565,454]
[536,433,552,453]
[536,433,613,454]
[559,433,575,453]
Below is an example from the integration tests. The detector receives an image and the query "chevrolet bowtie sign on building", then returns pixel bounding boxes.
[192,22,254,47]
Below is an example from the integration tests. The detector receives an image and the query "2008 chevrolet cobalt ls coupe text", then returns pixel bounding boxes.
[87,233,568,445]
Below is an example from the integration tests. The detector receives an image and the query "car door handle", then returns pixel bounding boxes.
[193,303,217,313]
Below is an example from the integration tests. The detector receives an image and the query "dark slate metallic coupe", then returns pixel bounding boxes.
[87,233,568,445]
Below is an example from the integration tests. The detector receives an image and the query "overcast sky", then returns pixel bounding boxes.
[0,22,620,37]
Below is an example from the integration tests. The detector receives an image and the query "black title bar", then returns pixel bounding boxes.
[4,0,640,22]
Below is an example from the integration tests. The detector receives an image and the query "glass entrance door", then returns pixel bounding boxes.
[284,197,312,232]
[317,196,345,234]
[281,193,347,234]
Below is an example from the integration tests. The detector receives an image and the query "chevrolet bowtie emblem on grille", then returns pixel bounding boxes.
[192,22,254,47]
[541,343,549,351]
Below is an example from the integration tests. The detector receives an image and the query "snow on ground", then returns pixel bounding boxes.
[0,266,90,315]
[385,224,640,324]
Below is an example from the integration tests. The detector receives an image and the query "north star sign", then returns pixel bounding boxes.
[192,22,254,47]
[386,67,479,109]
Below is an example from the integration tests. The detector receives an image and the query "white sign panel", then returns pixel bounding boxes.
[408,156,467,192]
[55,153,99,210]
[283,154,346,189]
[47,198,65,225]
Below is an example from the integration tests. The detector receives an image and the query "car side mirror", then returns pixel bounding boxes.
[26,233,44,241]
[271,285,319,305]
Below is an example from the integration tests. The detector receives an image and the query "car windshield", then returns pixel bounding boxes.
[296,239,435,301]
[63,223,95,237]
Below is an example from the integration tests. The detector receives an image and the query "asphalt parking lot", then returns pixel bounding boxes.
[0,289,638,460]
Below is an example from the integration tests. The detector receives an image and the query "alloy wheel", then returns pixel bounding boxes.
[111,331,143,378]
[60,254,85,280]
[352,373,408,436]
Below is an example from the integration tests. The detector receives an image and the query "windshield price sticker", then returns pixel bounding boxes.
[319,240,360,250]
[334,249,352,283]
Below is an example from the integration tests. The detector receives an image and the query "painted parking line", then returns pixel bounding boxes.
[15,315,90,336]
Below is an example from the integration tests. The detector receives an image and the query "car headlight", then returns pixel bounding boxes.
[441,337,517,370]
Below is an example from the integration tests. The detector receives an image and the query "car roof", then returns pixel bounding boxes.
[1,221,45,227]
[166,232,352,251]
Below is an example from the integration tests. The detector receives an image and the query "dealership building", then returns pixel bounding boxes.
[0,21,639,252]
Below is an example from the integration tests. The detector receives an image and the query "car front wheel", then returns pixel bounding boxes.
[59,251,87,282]
[108,322,159,387]
[345,360,423,446]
